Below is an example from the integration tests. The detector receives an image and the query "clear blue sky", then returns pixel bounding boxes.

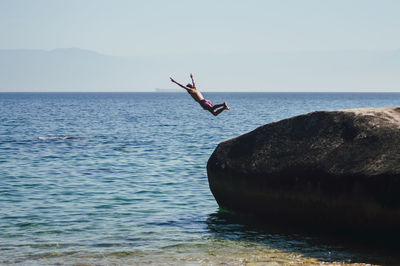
[1,0,399,56]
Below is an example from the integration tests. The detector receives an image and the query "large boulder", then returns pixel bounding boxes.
[207,106,400,231]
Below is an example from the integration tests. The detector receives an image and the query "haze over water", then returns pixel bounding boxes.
[1,92,400,265]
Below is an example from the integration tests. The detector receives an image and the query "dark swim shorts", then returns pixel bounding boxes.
[199,99,213,110]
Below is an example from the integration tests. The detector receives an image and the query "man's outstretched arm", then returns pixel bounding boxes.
[170,77,190,90]
[190,73,196,89]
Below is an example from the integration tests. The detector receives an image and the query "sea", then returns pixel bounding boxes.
[1,92,400,265]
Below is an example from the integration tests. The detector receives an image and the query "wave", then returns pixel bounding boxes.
[38,136,77,140]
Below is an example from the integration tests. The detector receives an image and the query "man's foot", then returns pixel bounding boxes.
[224,102,230,110]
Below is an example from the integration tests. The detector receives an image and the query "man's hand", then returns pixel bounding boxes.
[170,77,176,83]
[190,73,193,79]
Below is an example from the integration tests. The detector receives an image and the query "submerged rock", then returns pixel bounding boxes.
[207,106,400,231]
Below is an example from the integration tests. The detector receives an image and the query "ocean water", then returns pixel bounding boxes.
[1,92,400,265]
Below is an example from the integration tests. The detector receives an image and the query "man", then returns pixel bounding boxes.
[170,74,230,116]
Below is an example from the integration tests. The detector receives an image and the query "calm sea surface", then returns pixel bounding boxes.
[1,92,400,265]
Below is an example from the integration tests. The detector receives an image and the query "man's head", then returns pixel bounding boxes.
[186,84,193,88]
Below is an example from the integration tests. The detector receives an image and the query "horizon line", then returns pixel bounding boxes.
[1,91,400,93]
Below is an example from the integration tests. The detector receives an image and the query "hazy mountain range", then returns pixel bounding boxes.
[0,48,399,92]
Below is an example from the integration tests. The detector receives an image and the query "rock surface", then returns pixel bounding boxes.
[207,106,400,230]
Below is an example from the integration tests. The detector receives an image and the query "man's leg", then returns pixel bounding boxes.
[210,106,228,116]
[212,102,230,110]
[212,103,225,110]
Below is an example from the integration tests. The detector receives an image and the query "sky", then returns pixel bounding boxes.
[0,0,399,92]
[1,0,399,56]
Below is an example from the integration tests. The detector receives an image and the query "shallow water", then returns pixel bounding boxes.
[1,92,400,265]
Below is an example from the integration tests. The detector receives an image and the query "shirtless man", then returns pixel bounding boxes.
[170,74,230,116]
